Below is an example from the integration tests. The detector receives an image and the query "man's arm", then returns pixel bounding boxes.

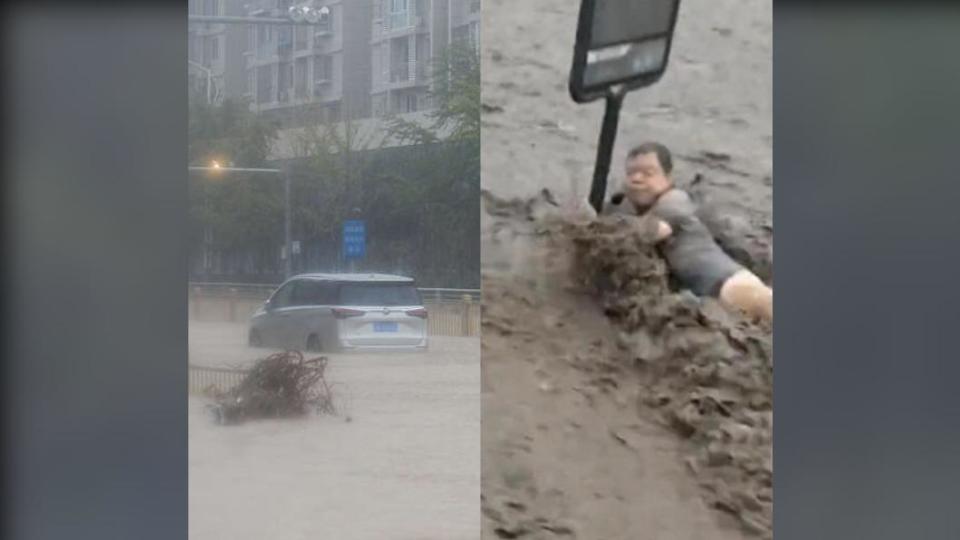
[650,189,700,242]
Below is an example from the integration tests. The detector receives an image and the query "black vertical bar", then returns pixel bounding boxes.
[589,88,626,214]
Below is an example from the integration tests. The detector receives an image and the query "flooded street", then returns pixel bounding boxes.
[189,322,480,540]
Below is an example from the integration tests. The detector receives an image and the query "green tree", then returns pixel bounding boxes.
[290,112,374,239]
[377,40,481,286]
[188,98,282,273]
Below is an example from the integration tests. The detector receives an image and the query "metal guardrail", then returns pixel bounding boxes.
[188,282,481,303]
[189,364,248,395]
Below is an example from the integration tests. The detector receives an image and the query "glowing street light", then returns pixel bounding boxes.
[288,6,306,23]
[288,2,330,25]
[305,5,330,24]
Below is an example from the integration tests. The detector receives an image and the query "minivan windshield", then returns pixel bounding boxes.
[338,283,421,306]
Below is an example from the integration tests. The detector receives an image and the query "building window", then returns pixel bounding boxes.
[245,69,255,95]
[246,26,255,52]
[278,63,293,102]
[202,37,213,64]
[295,25,309,50]
[258,24,272,47]
[394,92,417,113]
[314,55,332,82]
[295,58,308,99]
[278,27,293,50]
[257,65,273,104]
[390,37,409,82]
[203,0,219,16]
[318,8,333,34]
[389,0,409,28]
[211,36,219,60]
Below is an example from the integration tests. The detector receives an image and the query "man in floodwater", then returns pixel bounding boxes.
[614,142,772,322]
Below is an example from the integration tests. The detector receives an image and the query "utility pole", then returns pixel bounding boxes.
[284,168,292,279]
[188,60,214,104]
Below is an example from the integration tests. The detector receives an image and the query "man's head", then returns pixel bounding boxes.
[624,142,673,208]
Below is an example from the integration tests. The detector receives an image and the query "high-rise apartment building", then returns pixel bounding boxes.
[188,0,248,104]
[370,0,480,117]
[190,0,478,124]
[240,0,372,125]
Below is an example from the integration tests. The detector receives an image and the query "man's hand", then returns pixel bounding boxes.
[625,216,672,244]
[656,220,673,242]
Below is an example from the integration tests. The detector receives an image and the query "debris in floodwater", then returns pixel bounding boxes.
[207,350,336,425]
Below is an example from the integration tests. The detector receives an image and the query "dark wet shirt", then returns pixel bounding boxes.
[610,189,742,297]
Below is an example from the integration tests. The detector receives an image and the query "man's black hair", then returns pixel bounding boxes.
[627,142,673,175]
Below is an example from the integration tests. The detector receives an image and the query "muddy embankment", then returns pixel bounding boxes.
[481,192,772,539]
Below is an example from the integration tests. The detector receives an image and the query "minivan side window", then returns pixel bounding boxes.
[270,280,297,308]
[338,282,421,306]
[317,282,338,304]
[290,280,336,306]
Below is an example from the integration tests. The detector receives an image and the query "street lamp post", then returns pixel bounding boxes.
[188,60,214,104]
[188,165,293,279]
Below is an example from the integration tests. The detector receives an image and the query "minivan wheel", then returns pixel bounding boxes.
[306,334,323,353]
[248,330,262,348]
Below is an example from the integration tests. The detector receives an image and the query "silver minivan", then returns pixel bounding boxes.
[248,273,428,352]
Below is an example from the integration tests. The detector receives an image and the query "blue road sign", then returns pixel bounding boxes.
[342,219,366,260]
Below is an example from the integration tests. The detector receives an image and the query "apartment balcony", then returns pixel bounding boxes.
[386,61,428,89]
[381,11,426,38]
[313,77,333,98]
[278,39,293,58]
[310,29,337,52]
[313,30,333,49]
[191,21,225,36]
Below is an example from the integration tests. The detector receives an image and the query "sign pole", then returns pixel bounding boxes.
[588,86,625,214]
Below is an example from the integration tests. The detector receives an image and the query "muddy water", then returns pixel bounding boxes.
[189,322,480,540]
[481,199,772,539]
[480,0,773,535]
[481,0,771,218]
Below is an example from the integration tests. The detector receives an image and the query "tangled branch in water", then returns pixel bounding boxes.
[209,350,336,424]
